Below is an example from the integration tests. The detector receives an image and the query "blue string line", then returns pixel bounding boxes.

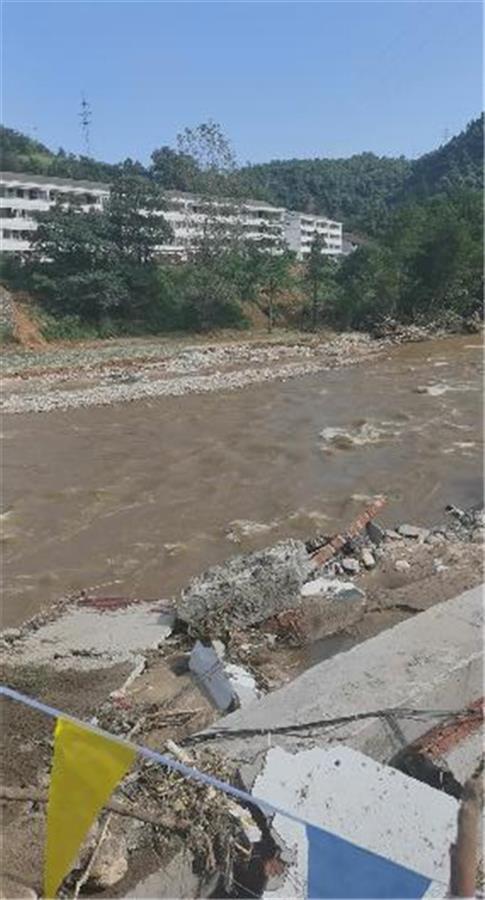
[0,684,449,886]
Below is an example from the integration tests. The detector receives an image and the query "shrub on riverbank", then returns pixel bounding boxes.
[327,189,483,331]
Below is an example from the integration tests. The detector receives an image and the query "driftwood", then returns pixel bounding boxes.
[311,496,386,565]
[0,785,190,831]
[449,759,484,897]
[73,815,111,899]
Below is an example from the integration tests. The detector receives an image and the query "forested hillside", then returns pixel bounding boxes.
[238,116,483,232]
[1,115,482,233]
[402,115,484,201]
[0,127,118,183]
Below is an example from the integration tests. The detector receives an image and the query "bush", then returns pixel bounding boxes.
[39,313,100,342]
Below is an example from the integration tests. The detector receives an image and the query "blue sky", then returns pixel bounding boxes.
[3,1,483,165]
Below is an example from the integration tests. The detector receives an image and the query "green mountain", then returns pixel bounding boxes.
[237,153,411,234]
[400,115,484,200]
[0,127,118,183]
[238,116,483,233]
[1,115,482,233]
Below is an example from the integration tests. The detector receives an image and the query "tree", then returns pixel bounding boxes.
[27,173,173,323]
[107,164,173,264]
[150,146,200,192]
[172,124,246,262]
[176,121,236,180]
[29,199,126,320]
[336,244,400,329]
[245,239,295,333]
[304,232,331,330]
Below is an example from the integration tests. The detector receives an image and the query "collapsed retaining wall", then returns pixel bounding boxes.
[208,585,483,768]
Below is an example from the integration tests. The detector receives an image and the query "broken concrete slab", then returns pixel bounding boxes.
[253,745,458,898]
[177,540,314,634]
[300,577,364,603]
[225,663,262,708]
[1,599,174,670]
[189,641,236,711]
[210,587,483,766]
[397,524,430,540]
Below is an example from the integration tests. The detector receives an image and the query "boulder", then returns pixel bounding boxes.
[177,540,314,633]
[300,577,365,604]
[341,558,360,575]
[88,834,129,888]
[397,524,429,541]
[366,521,385,546]
[361,549,375,569]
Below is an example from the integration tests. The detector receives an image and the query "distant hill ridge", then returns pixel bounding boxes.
[1,115,482,233]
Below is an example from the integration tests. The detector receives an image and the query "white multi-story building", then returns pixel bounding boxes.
[0,172,109,253]
[159,191,287,258]
[284,211,343,259]
[0,171,343,259]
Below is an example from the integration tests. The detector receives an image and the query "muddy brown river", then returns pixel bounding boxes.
[2,334,482,628]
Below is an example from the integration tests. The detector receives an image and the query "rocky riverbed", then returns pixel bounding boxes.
[1,331,400,414]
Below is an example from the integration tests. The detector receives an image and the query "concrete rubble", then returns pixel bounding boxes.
[1,502,483,898]
[177,539,315,635]
[252,745,459,898]
[0,596,175,670]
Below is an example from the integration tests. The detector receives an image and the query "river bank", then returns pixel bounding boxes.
[1,331,396,414]
[2,331,482,628]
[1,500,483,898]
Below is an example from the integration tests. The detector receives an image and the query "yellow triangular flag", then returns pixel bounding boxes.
[44,717,136,898]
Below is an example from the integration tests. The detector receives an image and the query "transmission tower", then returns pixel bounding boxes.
[79,94,92,156]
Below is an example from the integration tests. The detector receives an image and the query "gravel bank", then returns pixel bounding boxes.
[1,333,386,415]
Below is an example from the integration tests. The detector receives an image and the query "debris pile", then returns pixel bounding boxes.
[78,744,274,897]
[177,539,314,637]
[173,501,484,672]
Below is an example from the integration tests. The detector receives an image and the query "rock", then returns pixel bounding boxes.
[298,580,366,640]
[360,549,375,569]
[471,527,485,544]
[414,384,449,396]
[395,559,411,572]
[211,638,226,660]
[385,529,403,541]
[89,834,129,888]
[366,521,385,546]
[177,539,314,633]
[341,558,360,575]
[163,542,187,556]
[1,627,22,642]
[225,663,261,708]
[226,519,274,543]
[433,559,449,574]
[397,524,429,541]
[301,576,365,604]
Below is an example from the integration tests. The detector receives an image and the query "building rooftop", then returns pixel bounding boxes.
[0,171,110,192]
